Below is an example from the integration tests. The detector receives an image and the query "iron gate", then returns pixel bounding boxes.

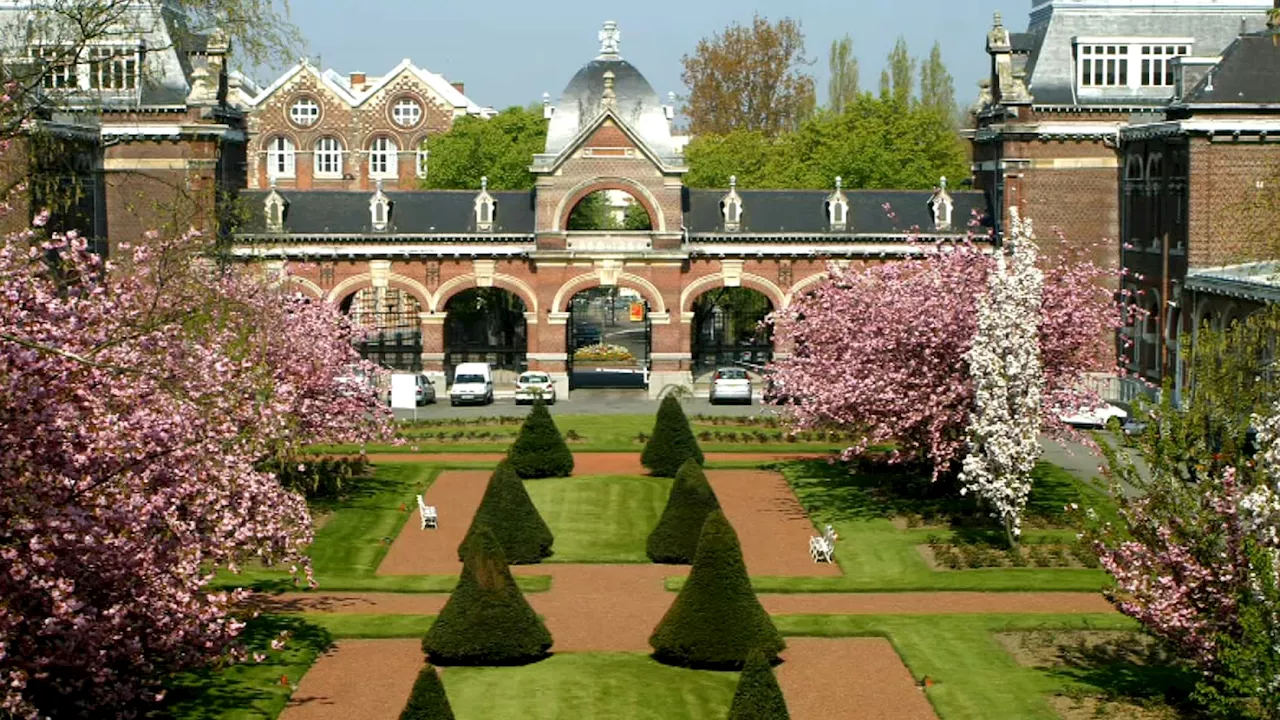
[691,288,773,376]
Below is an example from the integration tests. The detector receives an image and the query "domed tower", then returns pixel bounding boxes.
[531,21,687,244]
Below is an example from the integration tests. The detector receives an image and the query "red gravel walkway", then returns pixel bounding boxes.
[707,469,841,577]
[779,638,938,720]
[278,639,424,720]
[376,470,488,576]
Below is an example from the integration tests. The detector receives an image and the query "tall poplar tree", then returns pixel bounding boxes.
[919,41,958,125]
[827,35,860,113]
[886,36,916,106]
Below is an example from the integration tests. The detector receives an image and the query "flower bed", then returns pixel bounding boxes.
[573,343,635,362]
[919,534,1101,570]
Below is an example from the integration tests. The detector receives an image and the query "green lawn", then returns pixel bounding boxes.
[442,654,737,720]
[525,475,671,562]
[212,462,549,593]
[313,413,853,454]
[666,459,1116,593]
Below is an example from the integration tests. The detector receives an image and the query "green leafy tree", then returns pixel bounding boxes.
[398,664,456,720]
[728,649,790,720]
[425,525,552,665]
[681,14,816,137]
[642,395,705,477]
[646,459,722,564]
[508,400,574,479]
[919,41,957,125]
[422,105,547,191]
[649,510,784,669]
[622,201,653,230]
[885,36,916,106]
[458,462,553,564]
[828,35,860,113]
[682,130,774,188]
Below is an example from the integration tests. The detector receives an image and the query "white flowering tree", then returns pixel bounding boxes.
[959,208,1046,548]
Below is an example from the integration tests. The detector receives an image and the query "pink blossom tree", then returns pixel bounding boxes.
[768,213,1120,478]
[959,210,1045,546]
[0,222,391,717]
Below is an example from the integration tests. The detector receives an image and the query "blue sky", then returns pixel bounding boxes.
[274,0,1025,110]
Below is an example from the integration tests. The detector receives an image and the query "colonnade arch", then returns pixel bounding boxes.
[338,286,424,371]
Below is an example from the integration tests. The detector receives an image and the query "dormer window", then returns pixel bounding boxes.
[930,176,954,231]
[720,175,743,233]
[826,176,849,231]
[264,184,287,233]
[370,180,391,232]
[474,176,497,232]
[1075,38,1192,92]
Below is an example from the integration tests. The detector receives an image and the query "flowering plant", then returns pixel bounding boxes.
[573,343,635,362]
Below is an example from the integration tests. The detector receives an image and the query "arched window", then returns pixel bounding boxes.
[368,136,398,179]
[266,136,295,179]
[314,136,344,178]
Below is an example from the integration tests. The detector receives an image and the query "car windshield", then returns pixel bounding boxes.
[456,374,484,384]
[717,369,748,380]
[520,374,549,384]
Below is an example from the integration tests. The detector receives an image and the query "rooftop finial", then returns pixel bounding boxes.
[993,11,1003,28]
[835,176,843,191]
[481,176,488,191]
[598,20,621,58]
[375,178,384,194]
[602,70,617,107]
[729,175,737,190]
[940,176,947,190]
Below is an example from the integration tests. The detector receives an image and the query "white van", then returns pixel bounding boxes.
[450,362,494,406]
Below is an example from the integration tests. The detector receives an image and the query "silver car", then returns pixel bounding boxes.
[515,371,556,405]
[416,375,436,406]
[709,367,752,405]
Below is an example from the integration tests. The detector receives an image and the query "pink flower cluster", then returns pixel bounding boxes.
[0,229,391,717]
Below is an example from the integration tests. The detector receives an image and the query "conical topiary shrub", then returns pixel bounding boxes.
[649,510,784,669]
[398,664,456,720]
[641,394,705,477]
[727,649,790,720]
[507,400,574,479]
[425,524,552,666]
[646,459,721,564]
[457,461,553,564]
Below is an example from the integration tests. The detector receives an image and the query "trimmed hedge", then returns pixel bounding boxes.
[458,461,553,564]
[641,395,705,477]
[424,524,553,666]
[649,510,784,669]
[728,649,790,719]
[398,664,456,719]
[507,400,574,479]
[646,459,721,564]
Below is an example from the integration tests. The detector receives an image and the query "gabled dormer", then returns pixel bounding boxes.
[474,176,497,232]
[721,175,743,232]
[369,179,391,232]
[264,181,288,233]
[930,177,954,231]
[825,176,850,231]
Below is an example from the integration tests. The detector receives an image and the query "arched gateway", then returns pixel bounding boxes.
[232,22,989,397]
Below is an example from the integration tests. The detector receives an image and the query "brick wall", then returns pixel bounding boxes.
[1188,138,1280,268]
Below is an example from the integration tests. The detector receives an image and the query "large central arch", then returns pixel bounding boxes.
[553,177,666,233]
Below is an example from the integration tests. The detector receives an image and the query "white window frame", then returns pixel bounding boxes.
[392,98,423,127]
[289,98,320,126]
[266,136,296,179]
[368,137,399,179]
[1074,37,1193,93]
[86,46,138,90]
[415,147,429,179]
[29,46,78,89]
[314,137,344,178]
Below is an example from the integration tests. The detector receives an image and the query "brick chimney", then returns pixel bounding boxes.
[350,71,366,89]
[451,81,465,95]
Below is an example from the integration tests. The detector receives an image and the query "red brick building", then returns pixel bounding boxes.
[233,23,986,398]
[243,59,492,192]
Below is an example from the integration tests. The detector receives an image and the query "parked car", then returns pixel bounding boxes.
[514,371,556,405]
[574,322,602,346]
[450,362,494,406]
[416,375,436,406]
[709,367,752,405]
[1057,403,1128,429]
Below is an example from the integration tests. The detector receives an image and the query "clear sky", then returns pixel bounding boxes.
[273,0,1026,110]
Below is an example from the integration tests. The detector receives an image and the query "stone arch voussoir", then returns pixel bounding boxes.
[431,273,539,317]
[551,271,667,315]
[679,272,786,315]
[554,177,665,233]
[326,273,431,312]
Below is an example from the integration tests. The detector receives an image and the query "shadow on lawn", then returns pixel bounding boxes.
[1044,634,1199,715]
[778,458,1108,532]
[153,616,332,719]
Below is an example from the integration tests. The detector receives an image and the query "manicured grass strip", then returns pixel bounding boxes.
[442,653,737,720]
[163,616,331,720]
[525,475,671,562]
[298,613,436,639]
[773,613,1139,720]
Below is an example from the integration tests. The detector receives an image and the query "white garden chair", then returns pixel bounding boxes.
[809,524,837,563]
[416,494,437,529]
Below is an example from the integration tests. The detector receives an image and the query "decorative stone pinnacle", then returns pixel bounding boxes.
[729,175,737,189]
[993,12,1003,28]
[375,178,384,194]
[598,20,621,58]
[269,177,277,189]
[602,70,617,107]
[940,176,947,190]
[835,176,843,191]
[481,176,488,191]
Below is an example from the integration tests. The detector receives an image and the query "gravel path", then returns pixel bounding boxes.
[376,470,489,576]
[707,470,842,577]
[278,639,424,720]
[778,638,938,720]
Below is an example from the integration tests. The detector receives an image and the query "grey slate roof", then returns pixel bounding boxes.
[1022,3,1270,107]
[1184,32,1280,105]
[1186,261,1280,304]
[684,189,988,235]
[543,57,680,163]
[238,190,536,235]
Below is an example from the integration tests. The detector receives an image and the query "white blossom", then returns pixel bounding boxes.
[959,208,1046,542]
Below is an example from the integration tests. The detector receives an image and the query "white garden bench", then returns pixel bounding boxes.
[809,524,837,563]
[416,494,437,529]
